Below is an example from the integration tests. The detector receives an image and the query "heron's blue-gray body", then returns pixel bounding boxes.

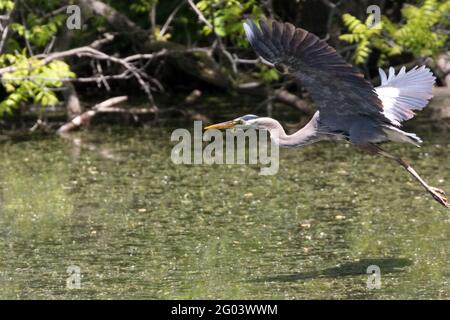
[319,113,385,144]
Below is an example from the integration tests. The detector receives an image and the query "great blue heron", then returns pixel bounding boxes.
[205,19,450,209]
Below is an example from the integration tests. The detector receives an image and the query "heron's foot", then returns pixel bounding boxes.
[428,186,450,209]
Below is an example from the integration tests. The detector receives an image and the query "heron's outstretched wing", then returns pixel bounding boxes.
[243,19,388,123]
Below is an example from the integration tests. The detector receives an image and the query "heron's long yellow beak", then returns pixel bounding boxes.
[204,120,235,130]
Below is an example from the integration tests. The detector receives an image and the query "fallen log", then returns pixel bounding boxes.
[57,96,129,134]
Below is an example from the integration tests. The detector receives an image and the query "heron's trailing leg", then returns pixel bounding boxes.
[374,146,450,209]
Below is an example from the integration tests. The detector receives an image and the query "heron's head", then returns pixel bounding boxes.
[204,114,262,130]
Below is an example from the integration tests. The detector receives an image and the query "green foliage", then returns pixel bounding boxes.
[195,0,263,46]
[10,14,66,48]
[340,0,450,65]
[258,64,279,82]
[388,0,450,57]
[0,0,76,116]
[0,0,14,10]
[130,0,157,13]
[0,53,75,116]
[339,13,382,64]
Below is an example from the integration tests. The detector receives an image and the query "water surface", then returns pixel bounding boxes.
[0,125,449,299]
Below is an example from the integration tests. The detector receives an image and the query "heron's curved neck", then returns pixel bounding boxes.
[267,113,321,147]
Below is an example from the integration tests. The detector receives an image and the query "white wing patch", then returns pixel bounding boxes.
[375,66,435,127]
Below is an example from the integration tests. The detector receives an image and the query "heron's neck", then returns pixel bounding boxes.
[267,113,320,147]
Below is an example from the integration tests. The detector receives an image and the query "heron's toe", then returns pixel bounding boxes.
[430,187,446,196]
[428,187,450,209]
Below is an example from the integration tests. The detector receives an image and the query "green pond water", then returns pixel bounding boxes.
[0,125,449,299]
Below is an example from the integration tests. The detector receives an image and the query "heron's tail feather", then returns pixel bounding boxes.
[375,66,435,127]
[382,125,422,147]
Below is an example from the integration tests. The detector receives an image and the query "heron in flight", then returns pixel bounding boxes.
[205,19,450,209]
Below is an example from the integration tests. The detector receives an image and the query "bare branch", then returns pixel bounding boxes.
[89,33,115,49]
[159,0,187,38]
[0,36,159,108]
[0,4,14,54]
[187,0,213,29]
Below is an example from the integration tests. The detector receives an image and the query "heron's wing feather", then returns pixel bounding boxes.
[244,19,386,121]
[375,66,435,126]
